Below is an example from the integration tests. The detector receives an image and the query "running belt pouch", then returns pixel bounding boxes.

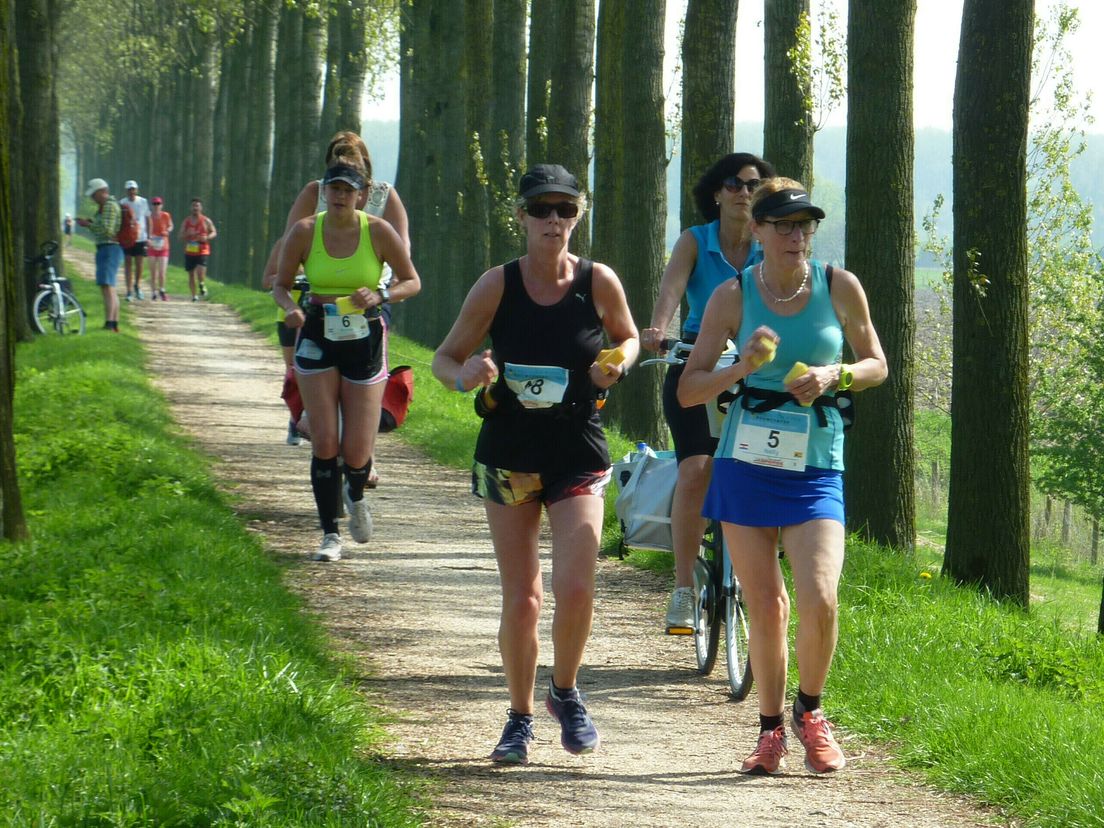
[612,450,678,553]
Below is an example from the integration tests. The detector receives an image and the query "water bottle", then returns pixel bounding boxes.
[636,441,656,458]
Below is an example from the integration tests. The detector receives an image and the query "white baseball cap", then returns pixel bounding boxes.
[85,178,109,197]
[124,180,138,190]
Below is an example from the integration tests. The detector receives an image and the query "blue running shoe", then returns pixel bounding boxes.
[545,682,600,755]
[490,710,534,765]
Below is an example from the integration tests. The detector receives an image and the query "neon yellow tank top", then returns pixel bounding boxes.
[304,210,383,296]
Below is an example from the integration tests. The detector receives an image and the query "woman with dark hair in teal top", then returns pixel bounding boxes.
[274,160,421,563]
[640,152,775,634]
[678,177,887,777]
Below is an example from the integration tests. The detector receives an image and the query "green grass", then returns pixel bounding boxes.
[102,264,1104,827]
[3,275,427,825]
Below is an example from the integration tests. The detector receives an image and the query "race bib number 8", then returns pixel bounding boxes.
[504,363,569,409]
[322,303,370,341]
[731,408,811,472]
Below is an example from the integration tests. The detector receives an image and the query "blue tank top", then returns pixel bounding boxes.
[716,260,846,471]
[683,221,764,336]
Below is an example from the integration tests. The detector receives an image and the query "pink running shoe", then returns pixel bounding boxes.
[738,725,788,775]
[792,709,846,773]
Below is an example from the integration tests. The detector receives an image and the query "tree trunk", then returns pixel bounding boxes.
[318,3,343,146]
[298,9,325,183]
[602,0,666,443]
[592,0,625,281]
[487,0,526,265]
[1092,518,1099,567]
[244,0,278,286]
[462,0,492,279]
[15,0,59,319]
[0,0,28,540]
[546,0,595,257]
[4,0,25,343]
[1061,500,1072,545]
[526,0,559,165]
[268,2,301,254]
[680,0,737,230]
[337,0,369,135]
[223,33,253,282]
[763,0,813,186]
[944,0,1033,606]
[842,0,917,551]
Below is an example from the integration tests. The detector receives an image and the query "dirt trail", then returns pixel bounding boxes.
[70,251,1002,827]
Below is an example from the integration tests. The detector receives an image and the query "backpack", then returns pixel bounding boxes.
[116,202,139,248]
[379,365,414,432]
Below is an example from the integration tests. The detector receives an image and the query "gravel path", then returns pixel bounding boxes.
[70,250,1004,827]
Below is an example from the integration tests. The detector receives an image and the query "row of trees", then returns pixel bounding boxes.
[3,0,1102,625]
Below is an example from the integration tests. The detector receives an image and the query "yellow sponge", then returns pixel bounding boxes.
[784,361,813,406]
[749,336,777,369]
[596,345,626,374]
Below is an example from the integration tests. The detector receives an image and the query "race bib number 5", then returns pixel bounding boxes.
[731,408,811,472]
[322,303,370,341]
[504,363,569,409]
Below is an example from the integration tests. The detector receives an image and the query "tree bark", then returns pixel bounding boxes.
[4,0,25,342]
[602,0,666,442]
[268,2,301,252]
[244,0,279,285]
[487,0,526,265]
[842,0,917,551]
[526,0,559,166]
[319,3,343,146]
[337,0,369,135]
[944,0,1033,606]
[592,0,625,282]
[462,0,492,279]
[0,0,28,540]
[763,0,813,187]
[546,0,595,257]
[680,0,737,230]
[298,9,325,183]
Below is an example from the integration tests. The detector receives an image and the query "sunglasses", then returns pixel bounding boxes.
[722,176,761,193]
[525,201,580,219]
[762,218,820,236]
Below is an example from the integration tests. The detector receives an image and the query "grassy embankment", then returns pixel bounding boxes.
[2,256,427,824]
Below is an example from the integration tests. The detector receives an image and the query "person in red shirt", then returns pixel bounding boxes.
[179,197,217,301]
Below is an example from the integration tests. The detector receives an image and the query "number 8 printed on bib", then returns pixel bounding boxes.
[504,363,569,409]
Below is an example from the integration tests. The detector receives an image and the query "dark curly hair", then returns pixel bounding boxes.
[691,153,776,222]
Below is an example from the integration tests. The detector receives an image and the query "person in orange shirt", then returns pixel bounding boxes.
[147,197,173,300]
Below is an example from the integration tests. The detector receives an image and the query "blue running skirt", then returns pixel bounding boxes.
[703,458,844,527]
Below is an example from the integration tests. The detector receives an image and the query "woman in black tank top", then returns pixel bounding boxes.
[432,165,639,764]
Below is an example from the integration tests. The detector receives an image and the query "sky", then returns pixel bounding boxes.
[363,0,1103,134]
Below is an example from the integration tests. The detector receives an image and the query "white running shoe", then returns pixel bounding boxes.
[343,484,373,544]
[665,586,696,633]
[311,533,343,562]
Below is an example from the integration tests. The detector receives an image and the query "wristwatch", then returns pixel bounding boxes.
[377,286,391,304]
[836,364,854,391]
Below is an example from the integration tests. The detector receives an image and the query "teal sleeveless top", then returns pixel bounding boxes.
[715,260,846,471]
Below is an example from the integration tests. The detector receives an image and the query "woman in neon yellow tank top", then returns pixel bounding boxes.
[274,161,421,563]
[679,177,887,776]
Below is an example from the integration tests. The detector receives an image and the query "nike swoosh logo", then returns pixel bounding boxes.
[789,193,804,200]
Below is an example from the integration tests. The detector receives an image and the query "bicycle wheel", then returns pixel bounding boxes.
[33,289,85,335]
[692,550,720,675]
[724,587,753,700]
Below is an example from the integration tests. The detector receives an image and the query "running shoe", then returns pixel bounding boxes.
[792,708,846,773]
[286,419,301,446]
[199,283,208,297]
[159,290,167,301]
[545,683,599,755]
[311,533,342,562]
[192,295,198,302]
[125,292,132,302]
[490,710,534,765]
[343,483,373,544]
[738,725,788,775]
[665,586,696,634]
[135,288,144,300]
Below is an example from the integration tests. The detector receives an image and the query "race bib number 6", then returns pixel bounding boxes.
[322,303,370,341]
[504,363,569,409]
[731,408,811,472]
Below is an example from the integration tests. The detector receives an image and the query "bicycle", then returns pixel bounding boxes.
[29,240,86,335]
[635,338,752,700]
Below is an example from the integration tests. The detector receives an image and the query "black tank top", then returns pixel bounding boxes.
[474,258,610,475]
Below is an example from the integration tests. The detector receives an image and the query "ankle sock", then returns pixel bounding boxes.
[759,713,785,733]
[796,689,821,716]
[549,679,574,699]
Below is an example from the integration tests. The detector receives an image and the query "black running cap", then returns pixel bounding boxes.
[752,188,826,221]
[322,163,365,190]
[519,164,580,199]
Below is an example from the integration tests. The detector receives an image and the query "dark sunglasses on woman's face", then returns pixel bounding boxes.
[762,218,820,236]
[526,201,580,219]
[722,176,761,193]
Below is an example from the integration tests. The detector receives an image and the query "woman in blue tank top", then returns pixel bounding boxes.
[432,164,639,766]
[678,178,887,776]
[640,152,776,635]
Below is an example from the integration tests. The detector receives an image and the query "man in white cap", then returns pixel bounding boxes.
[76,178,123,331]
[119,180,151,301]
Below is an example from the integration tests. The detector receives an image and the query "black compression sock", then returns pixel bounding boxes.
[311,455,341,535]
[345,462,370,501]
